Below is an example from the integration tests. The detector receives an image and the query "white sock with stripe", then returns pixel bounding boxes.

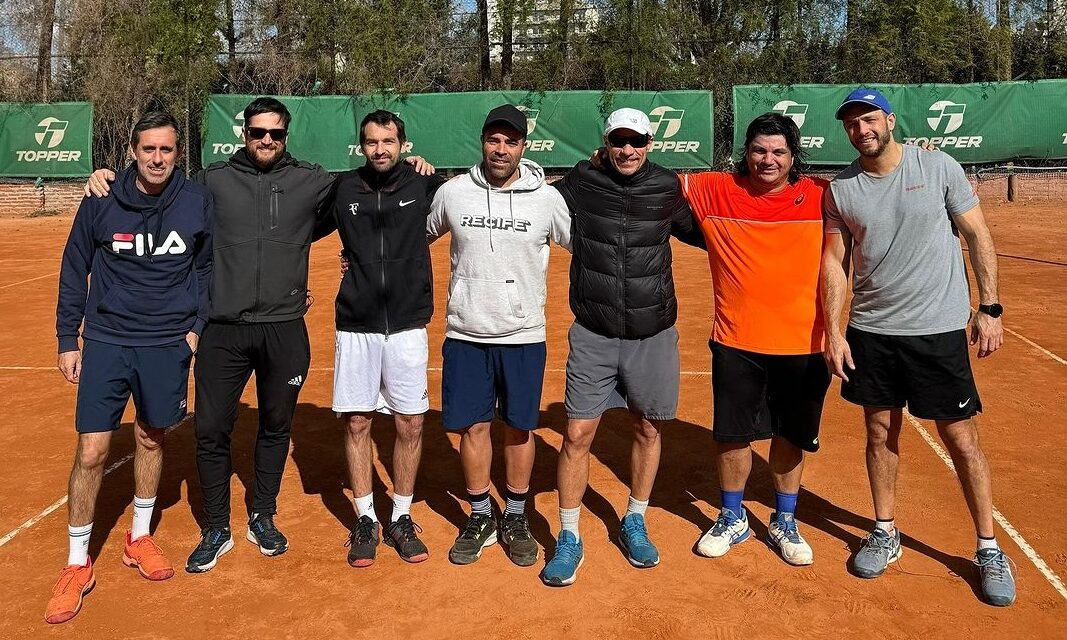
[131,496,156,541]
[68,523,92,566]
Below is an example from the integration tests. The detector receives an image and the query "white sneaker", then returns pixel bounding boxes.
[696,508,750,558]
[767,512,813,566]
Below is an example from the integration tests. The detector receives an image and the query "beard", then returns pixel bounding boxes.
[857,129,892,158]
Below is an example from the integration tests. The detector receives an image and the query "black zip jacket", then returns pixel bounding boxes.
[331,163,446,334]
[554,159,705,340]
[197,149,335,323]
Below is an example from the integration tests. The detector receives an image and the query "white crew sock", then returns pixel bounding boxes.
[131,496,156,541]
[391,494,413,523]
[625,495,649,517]
[560,507,581,541]
[68,523,92,566]
[354,493,378,523]
[978,536,999,551]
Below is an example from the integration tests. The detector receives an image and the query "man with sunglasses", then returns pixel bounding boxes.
[543,108,704,586]
[86,97,336,572]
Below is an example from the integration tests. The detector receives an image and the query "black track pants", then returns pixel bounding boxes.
[194,319,310,528]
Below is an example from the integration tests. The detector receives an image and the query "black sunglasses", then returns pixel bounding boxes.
[607,132,650,148]
[245,127,288,141]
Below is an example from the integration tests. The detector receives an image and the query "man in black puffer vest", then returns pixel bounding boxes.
[330,110,446,568]
[543,107,705,587]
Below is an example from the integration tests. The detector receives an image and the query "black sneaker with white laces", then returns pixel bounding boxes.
[345,515,380,568]
[449,512,498,565]
[186,527,234,573]
[384,515,429,563]
[500,512,538,566]
[246,513,289,556]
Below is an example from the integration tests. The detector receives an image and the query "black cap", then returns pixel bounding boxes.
[482,104,527,137]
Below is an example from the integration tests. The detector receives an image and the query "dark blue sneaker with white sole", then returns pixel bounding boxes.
[246,514,288,556]
[186,527,234,573]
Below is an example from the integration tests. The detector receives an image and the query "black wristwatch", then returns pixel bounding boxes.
[978,303,1003,318]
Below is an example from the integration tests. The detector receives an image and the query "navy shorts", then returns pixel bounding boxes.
[75,339,193,433]
[441,338,546,431]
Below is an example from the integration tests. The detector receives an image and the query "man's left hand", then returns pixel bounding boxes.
[969,311,1003,358]
[185,331,199,355]
[404,156,436,175]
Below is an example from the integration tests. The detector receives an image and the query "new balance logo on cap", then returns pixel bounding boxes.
[288,375,303,387]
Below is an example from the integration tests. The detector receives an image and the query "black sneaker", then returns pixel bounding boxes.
[449,512,498,565]
[500,512,538,567]
[345,515,380,568]
[186,527,234,573]
[246,514,288,556]
[383,515,429,563]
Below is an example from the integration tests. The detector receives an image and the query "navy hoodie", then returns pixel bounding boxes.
[56,165,213,352]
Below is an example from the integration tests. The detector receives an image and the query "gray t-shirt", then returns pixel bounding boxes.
[824,145,979,336]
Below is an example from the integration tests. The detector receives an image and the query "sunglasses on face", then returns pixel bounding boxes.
[244,127,288,141]
[607,133,650,149]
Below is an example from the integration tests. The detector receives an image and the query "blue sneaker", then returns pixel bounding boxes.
[975,548,1016,607]
[542,531,584,586]
[619,513,660,567]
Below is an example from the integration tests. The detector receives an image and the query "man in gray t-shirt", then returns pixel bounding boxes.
[819,87,1014,607]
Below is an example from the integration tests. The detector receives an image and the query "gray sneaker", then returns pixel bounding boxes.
[852,528,902,578]
[976,548,1016,606]
[500,512,539,567]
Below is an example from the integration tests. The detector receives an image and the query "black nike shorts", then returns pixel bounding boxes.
[841,326,982,421]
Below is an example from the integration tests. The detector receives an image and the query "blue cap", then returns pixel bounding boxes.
[835,87,893,120]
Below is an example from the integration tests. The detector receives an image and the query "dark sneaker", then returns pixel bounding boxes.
[186,527,234,573]
[246,514,289,556]
[852,528,902,578]
[449,513,498,565]
[500,512,539,567]
[383,515,429,563]
[976,548,1016,606]
[345,515,380,568]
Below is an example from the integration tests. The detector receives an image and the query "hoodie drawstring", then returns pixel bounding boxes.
[486,187,493,252]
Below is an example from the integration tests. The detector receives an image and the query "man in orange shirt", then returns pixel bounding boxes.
[680,113,830,566]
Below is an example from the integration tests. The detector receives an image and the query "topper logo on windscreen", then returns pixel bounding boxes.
[647,106,700,153]
[771,101,824,148]
[15,117,83,162]
[903,101,983,148]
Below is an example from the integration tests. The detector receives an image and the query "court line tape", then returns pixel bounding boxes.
[0,272,57,290]
[310,366,714,376]
[0,416,191,550]
[904,410,1067,601]
[1002,326,1066,366]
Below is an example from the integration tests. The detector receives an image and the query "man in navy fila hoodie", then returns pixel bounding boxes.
[46,112,212,625]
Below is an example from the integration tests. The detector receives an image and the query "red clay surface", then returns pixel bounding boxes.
[0,200,1064,639]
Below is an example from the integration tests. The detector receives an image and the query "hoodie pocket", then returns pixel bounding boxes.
[446,275,526,337]
[96,284,197,329]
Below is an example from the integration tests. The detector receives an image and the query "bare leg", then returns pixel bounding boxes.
[503,426,534,491]
[391,413,424,497]
[716,441,752,494]
[557,418,600,509]
[68,432,112,527]
[133,420,166,500]
[629,415,662,502]
[865,408,903,522]
[344,412,375,500]
[937,417,995,538]
[769,436,804,495]
[459,421,492,492]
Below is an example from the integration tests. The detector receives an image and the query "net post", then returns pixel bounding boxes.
[1006,162,1015,202]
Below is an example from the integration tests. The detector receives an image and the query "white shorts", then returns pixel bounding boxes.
[332,328,429,415]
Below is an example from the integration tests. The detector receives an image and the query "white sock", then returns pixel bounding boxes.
[131,496,156,541]
[391,494,413,523]
[875,519,895,534]
[354,493,378,523]
[625,495,649,517]
[560,507,581,541]
[978,536,999,551]
[68,523,92,566]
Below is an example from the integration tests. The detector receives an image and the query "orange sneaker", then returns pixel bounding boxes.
[122,531,175,581]
[44,557,95,624]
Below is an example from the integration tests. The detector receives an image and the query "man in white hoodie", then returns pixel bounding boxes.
[426,105,571,567]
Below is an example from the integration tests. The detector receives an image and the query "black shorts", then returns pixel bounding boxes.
[710,341,831,453]
[841,326,982,420]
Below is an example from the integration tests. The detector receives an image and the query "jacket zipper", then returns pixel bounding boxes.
[378,190,389,339]
[619,186,629,337]
[253,174,263,320]
[270,185,280,229]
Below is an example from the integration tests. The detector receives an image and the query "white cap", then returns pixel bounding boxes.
[603,108,653,137]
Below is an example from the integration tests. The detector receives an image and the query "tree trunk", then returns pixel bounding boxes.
[35,0,57,102]
[501,0,514,88]
[995,0,1012,79]
[558,0,575,59]
[478,0,491,88]
[223,0,239,90]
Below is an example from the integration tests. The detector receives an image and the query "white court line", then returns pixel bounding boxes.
[0,272,57,290]
[0,416,191,549]
[310,366,714,376]
[1003,326,1066,366]
[904,410,1067,601]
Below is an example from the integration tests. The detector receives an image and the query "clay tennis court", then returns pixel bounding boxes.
[0,192,1064,638]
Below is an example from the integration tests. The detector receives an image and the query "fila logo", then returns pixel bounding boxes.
[288,375,303,387]
[349,203,359,215]
[111,231,188,256]
[399,199,415,207]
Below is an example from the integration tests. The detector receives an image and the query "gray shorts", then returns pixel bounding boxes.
[564,322,680,421]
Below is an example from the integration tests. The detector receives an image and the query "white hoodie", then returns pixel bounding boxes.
[427,158,572,344]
